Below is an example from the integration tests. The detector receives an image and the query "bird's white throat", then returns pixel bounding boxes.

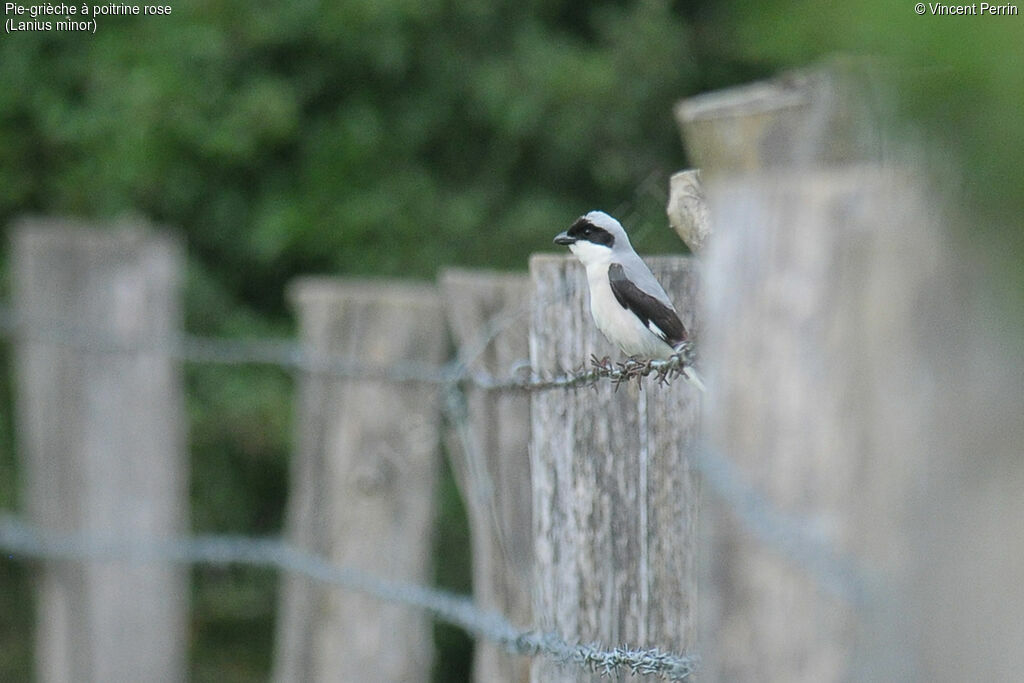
[568,240,613,267]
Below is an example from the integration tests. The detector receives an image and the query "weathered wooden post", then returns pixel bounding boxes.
[11,219,188,683]
[528,253,702,682]
[439,268,532,683]
[676,67,981,681]
[666,170,710,253]
[273,278,447,683]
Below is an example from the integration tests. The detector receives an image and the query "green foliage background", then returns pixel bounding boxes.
[1,0,1020,680]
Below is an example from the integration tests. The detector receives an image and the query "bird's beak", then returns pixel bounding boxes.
[553,231,575,246]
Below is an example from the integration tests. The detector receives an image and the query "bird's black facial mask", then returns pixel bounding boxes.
[556,217,615,247]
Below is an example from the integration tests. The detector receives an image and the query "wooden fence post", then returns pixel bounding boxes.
[11,219,188,683]
[528,254,701,682]
[676,68,975,681]
[666,170,710,254]
[675,65,878,174]
[273,278,447,683]
[439,268,532,683]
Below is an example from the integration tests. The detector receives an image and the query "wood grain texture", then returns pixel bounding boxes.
[12,220,188,683]
[440,268,532,683]
[528,254,701,682]
[274,278,447,683]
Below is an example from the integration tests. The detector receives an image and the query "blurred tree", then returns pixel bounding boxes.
[0,0,738,316]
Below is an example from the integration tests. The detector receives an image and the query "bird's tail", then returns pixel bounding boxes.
[682,365,706,393]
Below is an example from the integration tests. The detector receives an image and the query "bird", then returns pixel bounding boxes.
[553,210,705,391]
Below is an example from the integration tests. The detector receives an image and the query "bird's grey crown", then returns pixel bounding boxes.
[574,210,635,251]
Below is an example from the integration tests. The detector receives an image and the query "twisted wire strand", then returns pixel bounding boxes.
[0,303,870,604]
[0,305,699,392]
[0,515,697,680]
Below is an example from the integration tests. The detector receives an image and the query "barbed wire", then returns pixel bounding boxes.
[438,309,874,607]
[0,306,449,385]
[0,290,879,677]
[0,514,698,680]
[0,305,702,393]
[0,300,872,603]
[472,349,699,392]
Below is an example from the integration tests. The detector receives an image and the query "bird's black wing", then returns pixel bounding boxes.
[607,263,688,346]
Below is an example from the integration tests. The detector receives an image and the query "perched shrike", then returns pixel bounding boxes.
[554,210,705,390]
